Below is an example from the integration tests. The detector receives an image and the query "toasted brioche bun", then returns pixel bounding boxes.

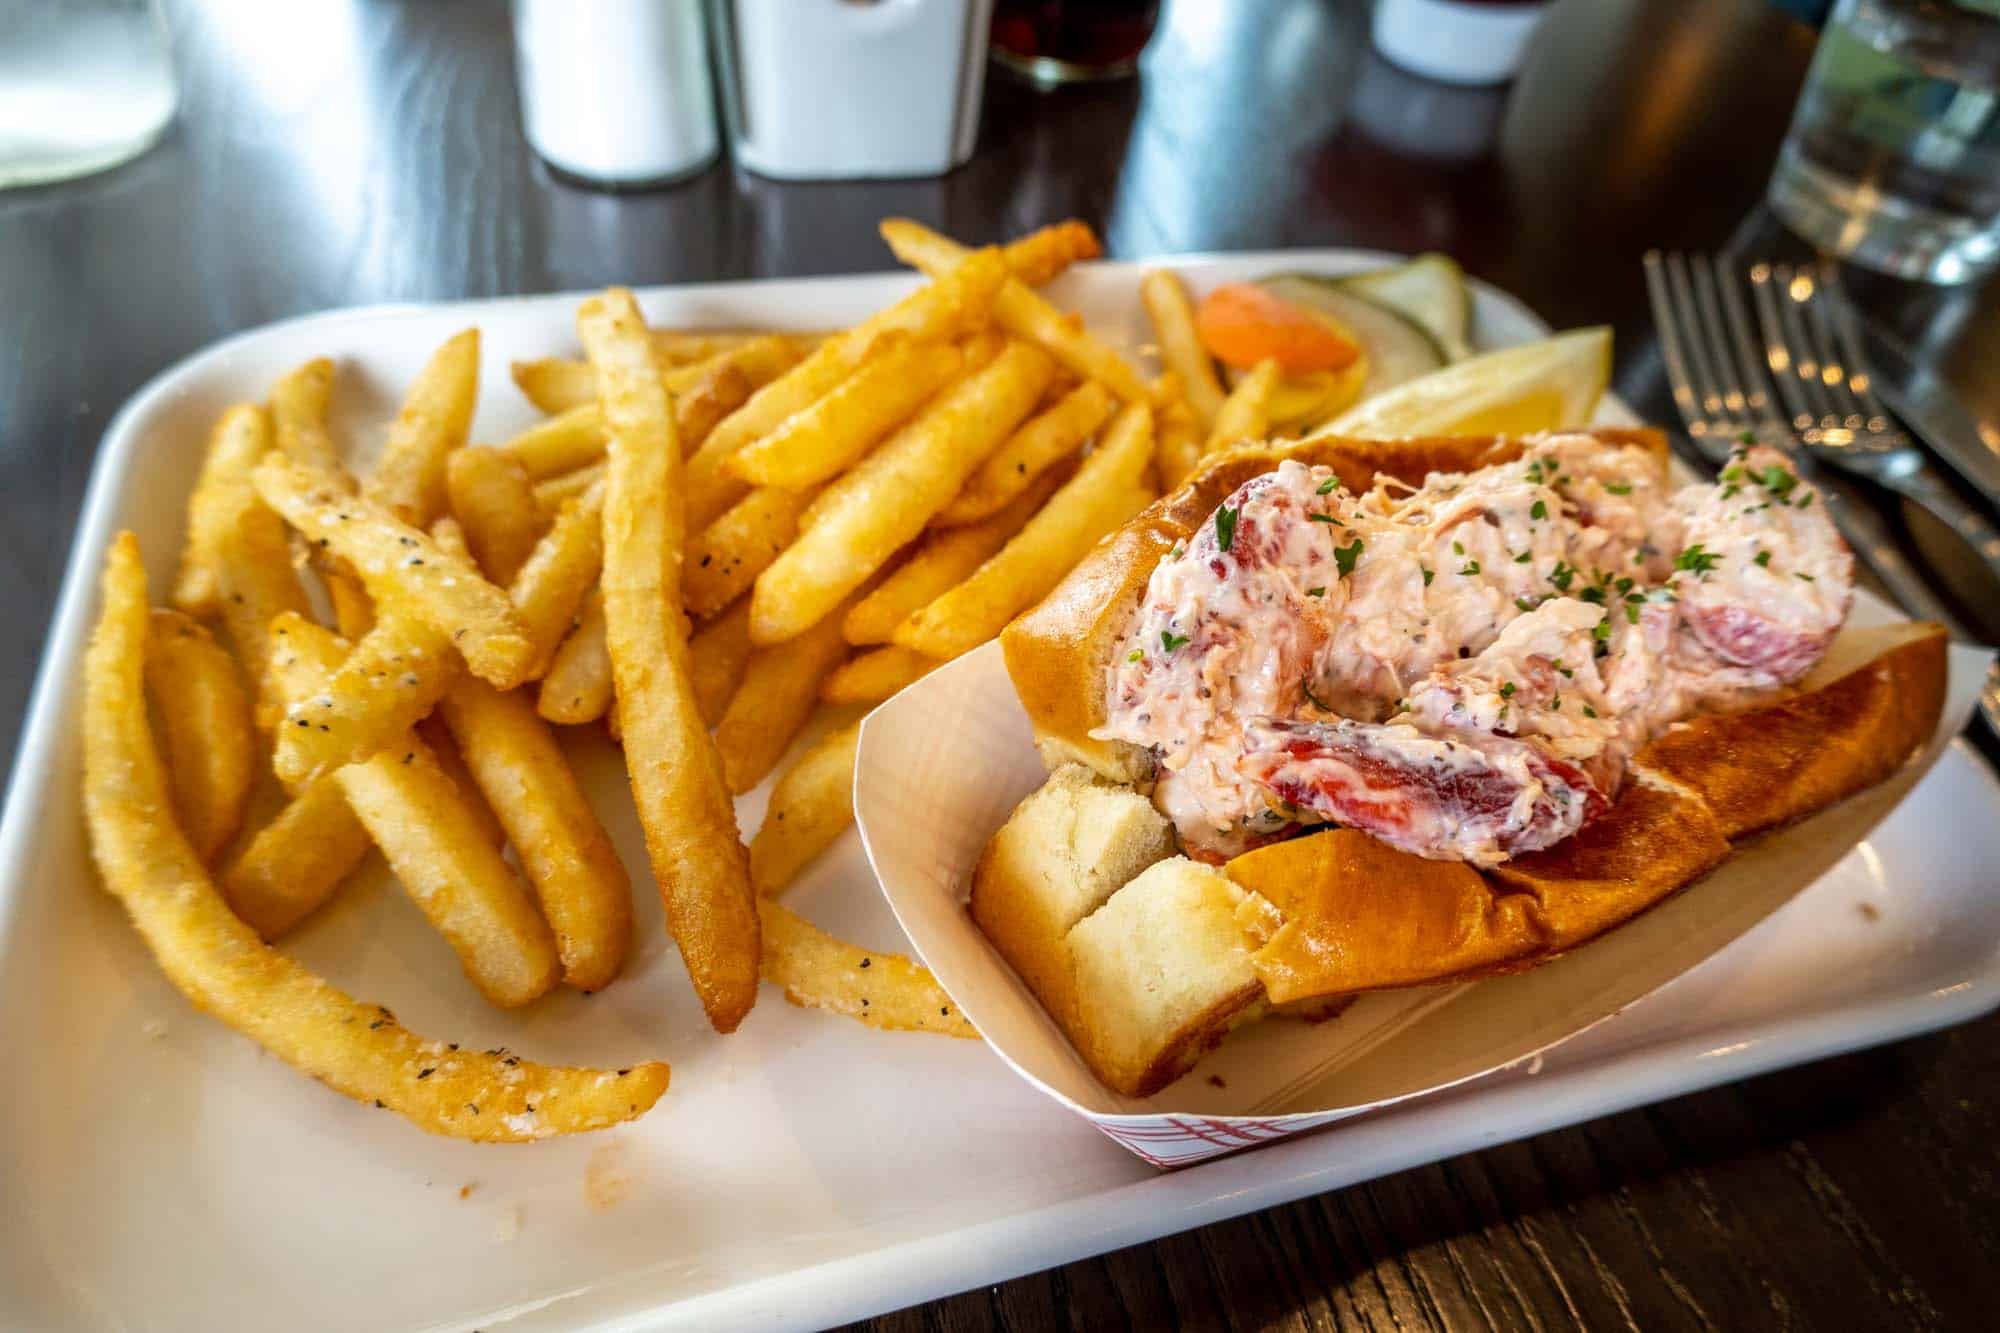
[977,430,1948,1098]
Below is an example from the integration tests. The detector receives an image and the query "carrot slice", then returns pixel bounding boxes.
[1196,283,1359,374]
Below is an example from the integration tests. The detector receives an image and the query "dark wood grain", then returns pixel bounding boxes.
[3,1,1996,1329]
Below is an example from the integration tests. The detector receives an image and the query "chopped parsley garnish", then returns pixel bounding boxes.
[1796,491,1814,508]
[1459,560,1481,576]
[1308,512,1344,525]
[1316,476,1339,495]
[1334,538,1364,577]
[1615,576,1634,596]
[1513,550,1531,563]
[1515,597,1538,612]
[1674,543,1722,576]
[1796,572,1816,582]
[1592,619,1613,644]
[1498,681,1516,699]
[1625,600,1641,624]
[1756,465,1798,498]
[1127,648,1144,663]
[1721,484,1741,500]
[1551,695,1562,710]
[1737,429,1758,446]
[1301,676,1333,711]
[1524,460,1547,484]
[1530,499,1548,520]
[1421,565,1434,587]
[1548,560,1575,591]
[1215,505,1238,552]
[1583,704,1599,718]
[1604,482,1633,495]
[1754,549,1772,568]
[1452,540,1465,556]
[1160,629,1189,652]
[1306,586,1326,597]
[1554,659,1573,678]
[1579,586,1606,604]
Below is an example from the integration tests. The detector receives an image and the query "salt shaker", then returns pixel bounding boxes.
[1372,0,1550,87]
[511,0,718,187]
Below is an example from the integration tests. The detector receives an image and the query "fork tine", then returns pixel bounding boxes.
[1773,264,1846,435]
[1688,254,1755,428]
[1642,251,1712,444]
[1715,260,1786,432]
[1816,265,1896,436]
[1750,265,1825,440]
[1796,267,1869,430]
[1664,252,1735,434]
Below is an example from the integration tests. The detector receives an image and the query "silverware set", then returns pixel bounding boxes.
[1643,250,2000,735]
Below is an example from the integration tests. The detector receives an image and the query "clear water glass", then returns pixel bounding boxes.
[0,0,176,189]
[1768,0,2000,285]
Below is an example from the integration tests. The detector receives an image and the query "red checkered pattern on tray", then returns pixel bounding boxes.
[1095,1112,1346,1168]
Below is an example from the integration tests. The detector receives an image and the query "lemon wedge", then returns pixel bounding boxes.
[1318,326,1612,439]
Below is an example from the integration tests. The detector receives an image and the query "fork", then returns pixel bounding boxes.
[1750,260,2000,592]
[1642,250,1962,630]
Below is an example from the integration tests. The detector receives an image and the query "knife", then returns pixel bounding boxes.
[1860,324,2000,512]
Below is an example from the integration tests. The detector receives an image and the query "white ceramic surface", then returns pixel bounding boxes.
[2,255,1996,1331]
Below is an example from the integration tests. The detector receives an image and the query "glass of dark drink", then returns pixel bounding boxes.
[990,0,1161,86]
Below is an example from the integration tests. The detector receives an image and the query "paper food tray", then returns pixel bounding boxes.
[856,603,1994,1168]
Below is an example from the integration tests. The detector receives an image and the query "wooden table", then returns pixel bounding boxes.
[3,1,1994,1327]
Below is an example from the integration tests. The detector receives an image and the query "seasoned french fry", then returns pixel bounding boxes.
[512,336,799,417]
[536,588,612,725]
[750,722,860,896]
[879,218,1151,404]
[714,608,851,793]
[501,404,603,480]
[172,404,275,618]
[999,220,1103,287]
[254,456,535,687]
[935,380,1114,526]
[684,483,820,620]
[218,773,374,938]
[1154,393,1204,491]
[510,476,605,675]
[820,644,940,705]
[532,461,604,518]
[324,564,375,639]
[439,676,632,992]
[270,609,456,789]
[364,329,480,526]
[725,336,964,488]
[1205,357,1279,455]
[210,425,314,720]
[447,445,549,585]
[144,610,253,864]
[688,595,753,727]
[269,357,344,476]
[750,339,1055,644]
[652,329,802,364]
[87,535,657,1137]
[1143,270,1227,426]
[415,715,507,848]
[510,364,752,510]
[582,286,760,1034]
[843,463,1069,644]
[683,248,1010,531]
[895,402,1157,659]
[758,900,976,1038]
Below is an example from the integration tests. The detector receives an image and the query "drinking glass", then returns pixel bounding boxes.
[1767,0,2000,285]
[990,0,1160,86]
[0,0,176,189]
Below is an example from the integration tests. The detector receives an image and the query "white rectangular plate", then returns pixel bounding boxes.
[3,254,1997,1332]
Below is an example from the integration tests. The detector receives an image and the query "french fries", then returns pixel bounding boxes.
[843,464,1069,644]
[84,534,666,1139]
[512,335,800,416]
[749,722,861,895]
[500,359,755,486]
[218,773,374,938]
[438,676,632,991]
[269,357,345,476]
[725,336,965,489]
[172,404,273,618]
[714,608,850,794]
[682,247,1010,531]
[1205,357,1279,455]
[510,476,606,675]
[688,596,753,726]
[536,588,612,725]
[935,380,1114,526]
[144,610,253,864]
[751,339,1055,644]
[758,900,976,1038]
[364,329,480,526]
[878,218,1151,404]
[254,455,536,687]
[269,609,456,789]
[820,645,939,706]
[1153,393,1204,490]
[582,287,761,1034]
[895,402,1157,659]
[447,445,549,585]
[1142,270,1226,426]
[684,483,820,620]
[998,220,1103,287]
[416,715,508,848]
[208,422,314,719]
